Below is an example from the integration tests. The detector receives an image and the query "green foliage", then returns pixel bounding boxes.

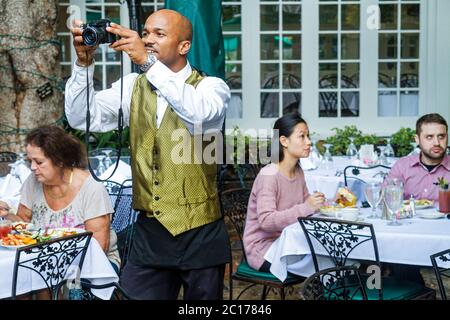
[324,125,379,156]
[434,177,449,190]
[390,127,415,157]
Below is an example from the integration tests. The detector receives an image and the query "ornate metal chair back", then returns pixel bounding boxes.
[430,248,450,300]
[11,231,93,300]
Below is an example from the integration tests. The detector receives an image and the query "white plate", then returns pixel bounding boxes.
[0,240,28,250]
[403,199,434,210]
[12,222,36,232]
[43,227,84,239]
[416,211,446,219]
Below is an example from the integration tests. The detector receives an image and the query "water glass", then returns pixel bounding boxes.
[346,137,358,159]
[364,183,383,219]
[384,138,395,158]
[322,143,334,170]
[384,183,404,226]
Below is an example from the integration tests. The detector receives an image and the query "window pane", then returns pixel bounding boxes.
[261,5,278,31]
[106,65,120,89]
[319,5,338,30]
[283,5,301,31]
[379,62,397,88]
[227,93,243,119]
[261,92,279,118]
[341,63,359,88]
[94,66,103,91]
[141,6,157,29]
[380,4,397,30]
[58,36,71,62]
[225,64,242,89]
[319,63,338,89]
[341,34,359,60]
[223,5,241,32]
[401,33,419,59]
[400,91,419,116]
[225,35,242,60]
[105,47,120,62]
[105,6,120,24]
[401,4,420,30]
[260,35,278,60]
[342,4,360,31]
[282,34,301,60]
[283,92,301,115]
[57,5,69,32]
[379,33,397,59]
[319,92,337,117]
[261,64,279,89]
[319,34,338,60]
[94,46,103,62]
[86,7,102,22]
[378,91,397,117]
[282,64,301,89]
[400,62,419,88]
[341,92,359,117]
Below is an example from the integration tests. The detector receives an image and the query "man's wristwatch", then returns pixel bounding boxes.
[139,53,157,72]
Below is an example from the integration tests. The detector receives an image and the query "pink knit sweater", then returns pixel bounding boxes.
[243,163,316,270]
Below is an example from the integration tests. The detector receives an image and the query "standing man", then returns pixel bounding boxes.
[65,9,231,299]
[386,113,449,202]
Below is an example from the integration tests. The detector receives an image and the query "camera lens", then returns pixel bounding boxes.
[82,27,99,46]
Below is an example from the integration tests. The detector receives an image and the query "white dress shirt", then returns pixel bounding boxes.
[64,60,230,134]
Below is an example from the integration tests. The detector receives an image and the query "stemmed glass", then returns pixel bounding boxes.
[346,137,358,159]
[364,183,383,219]
[309,137,322,167]
[378,146,388,165]
[409,142,420,155]
[384,182,404,226]
[95,155,107,176]
[102,149,114,170]
[384,138,395,158]
[322,143,334,171]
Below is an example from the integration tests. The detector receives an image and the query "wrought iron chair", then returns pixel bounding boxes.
[218,163,259,193]
[220,187,305,300]
[11,232,93,300]
[298,216,435,300]
[300,265,367,300]
[111,183,138,272]
[430,248,450,300]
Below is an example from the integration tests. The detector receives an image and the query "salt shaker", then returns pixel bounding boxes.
[409,194,416,218]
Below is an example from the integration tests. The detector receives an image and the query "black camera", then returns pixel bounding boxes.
[81,19,116,47]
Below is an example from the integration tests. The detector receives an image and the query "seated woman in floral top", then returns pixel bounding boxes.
[1,125,120,273]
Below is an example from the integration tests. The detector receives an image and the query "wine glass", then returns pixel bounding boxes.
[96,155,107,176]
[364,183,383,219]
[384,138,395,158]
[102,149,115,169]
[384,183,404,226]
[309,138,322,167]
[346,137,358,159]
[378,146,388,165]
[409,142,420,155]
[322,143,333,171]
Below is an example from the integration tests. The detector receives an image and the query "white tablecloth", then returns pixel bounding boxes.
[0,237,119,299]
[303,156,397,201]
[264,207,450,281]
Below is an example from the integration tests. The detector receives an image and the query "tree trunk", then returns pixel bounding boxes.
[0,0,63,153]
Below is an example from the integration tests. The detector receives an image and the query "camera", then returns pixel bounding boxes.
[81,19,116,47]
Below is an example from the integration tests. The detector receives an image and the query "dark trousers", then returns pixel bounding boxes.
[120,261,225,300]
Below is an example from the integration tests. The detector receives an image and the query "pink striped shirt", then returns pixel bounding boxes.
[386,154,450,202]
[243,163,316,270]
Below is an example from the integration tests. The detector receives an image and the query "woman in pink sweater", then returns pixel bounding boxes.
[243,114,325,272]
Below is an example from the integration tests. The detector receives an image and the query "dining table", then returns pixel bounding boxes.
[264,207,450,282]
[0,237,119,299]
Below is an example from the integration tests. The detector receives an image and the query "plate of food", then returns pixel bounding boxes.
[403,199,434,210]
[319,205,340,217]
[11,222,36,232]
[43,227,84,239]
[416,210,446,219]
[0,234,37,249]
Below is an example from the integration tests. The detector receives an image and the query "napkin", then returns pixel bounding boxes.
[99,160,132,185]
[300,157,318,171]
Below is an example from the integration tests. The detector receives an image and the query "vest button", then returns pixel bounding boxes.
[153,165,158,171]
[154,180,159,186]
[155,196,160,201]
[153,148,158,155]
[154,210,160,215]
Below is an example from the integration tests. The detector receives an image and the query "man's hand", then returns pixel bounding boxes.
[107,22,147,65]
[70,19,98,67]
[306,192,326,211]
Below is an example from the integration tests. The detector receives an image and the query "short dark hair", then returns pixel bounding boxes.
[25,125,87,169]
[272,113,308,163]
[416,113,448,135]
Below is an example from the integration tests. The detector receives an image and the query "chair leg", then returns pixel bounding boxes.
[261,285,267,300]
[229,267,233,300]
[279,288,285,300]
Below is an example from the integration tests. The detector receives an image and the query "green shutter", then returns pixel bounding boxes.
[165,0,225,79]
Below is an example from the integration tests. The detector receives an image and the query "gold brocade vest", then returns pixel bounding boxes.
[129,71,221,236]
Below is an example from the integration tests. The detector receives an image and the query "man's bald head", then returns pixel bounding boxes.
[151,9,192,42]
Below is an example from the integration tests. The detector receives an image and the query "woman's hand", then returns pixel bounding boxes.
[0,201,10,217]
[306,192,326,211]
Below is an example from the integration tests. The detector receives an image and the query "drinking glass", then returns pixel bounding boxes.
[103,149,114,170]
[378,146,388,165]
[384,138,395,158]
[0,220,12,237]
[309,138,322,167]
[384,183,404,226]
[364,183,383,219]
[346,137,358,159]
[96,155,107,176]
[322,143,334,171]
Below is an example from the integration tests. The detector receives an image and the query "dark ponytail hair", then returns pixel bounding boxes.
[271,113,308,163]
